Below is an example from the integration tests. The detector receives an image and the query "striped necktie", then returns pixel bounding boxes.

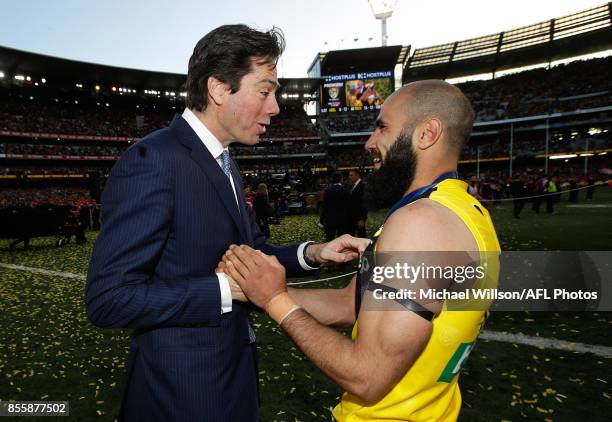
[220,150,232,178]
[221,150,256,343]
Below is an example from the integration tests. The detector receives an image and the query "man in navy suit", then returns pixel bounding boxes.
[86,25,369,421]
[320,172,352,241]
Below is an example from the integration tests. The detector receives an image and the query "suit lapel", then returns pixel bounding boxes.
[170,115,245,239]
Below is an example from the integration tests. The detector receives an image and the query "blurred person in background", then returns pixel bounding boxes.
[348,169,367,237]
[320,171,352,241]
[254,183,272,238]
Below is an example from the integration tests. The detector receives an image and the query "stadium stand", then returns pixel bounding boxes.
[1,2,610,216]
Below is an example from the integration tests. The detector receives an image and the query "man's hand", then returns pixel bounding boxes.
[215,258,247,302]
[222,245,287,310]
[306,234,371,266]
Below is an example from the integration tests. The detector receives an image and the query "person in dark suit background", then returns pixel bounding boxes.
[8,200,38,251]
[253,183,272,239]
[320,172,352,241]
[86,25,368,422]
[347,169,367,237]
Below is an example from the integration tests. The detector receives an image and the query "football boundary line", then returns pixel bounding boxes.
[1,262,611,358]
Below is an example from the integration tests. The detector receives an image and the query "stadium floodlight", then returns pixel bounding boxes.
[368,0,398,46]
[112,86,117,91]
[14,75,25,81]
[549,154,577,160]
[0,71,4,79]
[95,85,100,91]
[41,77,46,83]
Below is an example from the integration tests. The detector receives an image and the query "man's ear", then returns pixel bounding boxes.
[415,118,443,150]
[207,76,230,106]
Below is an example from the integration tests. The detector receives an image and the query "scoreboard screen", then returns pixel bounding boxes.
[320,70,393,113]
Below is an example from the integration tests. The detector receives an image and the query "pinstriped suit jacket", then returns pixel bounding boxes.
[86,115,312,421]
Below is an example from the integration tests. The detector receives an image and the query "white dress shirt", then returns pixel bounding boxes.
[181,108,317,314]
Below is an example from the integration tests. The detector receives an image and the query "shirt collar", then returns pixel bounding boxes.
[181,107,227,159]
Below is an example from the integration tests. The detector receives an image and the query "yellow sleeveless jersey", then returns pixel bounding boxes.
[333,178,501,422]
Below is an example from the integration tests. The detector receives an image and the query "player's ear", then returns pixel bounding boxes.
[415,118,442,150]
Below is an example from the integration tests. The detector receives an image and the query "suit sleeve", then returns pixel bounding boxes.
[246,204,316,277]
[86,144,222,330]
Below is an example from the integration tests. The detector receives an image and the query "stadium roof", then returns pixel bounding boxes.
[308,45,410,76]
[403,2,612,82]
[0,45,186,90]
[0,45,320,100]
[278,78,321,98]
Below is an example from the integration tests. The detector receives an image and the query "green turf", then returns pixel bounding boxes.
[0,187,610,421]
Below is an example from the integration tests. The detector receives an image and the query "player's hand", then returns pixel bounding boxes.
[306,234,371,265]
[222,245,287,310]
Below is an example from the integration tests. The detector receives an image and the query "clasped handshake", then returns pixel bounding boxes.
[215,235,371,324]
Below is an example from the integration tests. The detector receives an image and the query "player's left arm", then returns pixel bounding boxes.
[277,201,463,403]
[224,200,476,404]
[280,299,431,405]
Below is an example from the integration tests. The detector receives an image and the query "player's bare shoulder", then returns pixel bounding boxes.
[378,198,477,252]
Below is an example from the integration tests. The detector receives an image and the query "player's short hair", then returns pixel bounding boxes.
[403,80,475,155]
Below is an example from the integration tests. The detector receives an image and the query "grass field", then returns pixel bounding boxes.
[0,187,610,421]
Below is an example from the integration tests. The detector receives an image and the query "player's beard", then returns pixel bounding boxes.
[363,130,418,211]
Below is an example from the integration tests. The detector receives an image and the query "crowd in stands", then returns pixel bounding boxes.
[0,87,173,138]
[0,166,110,175]
[0,187,91,208]
[231,142,325,156]
[2,58,609,147]
[321,57,612,134]
[460,56,612,122]
[2,56,611,215]
[461,134,610,160]
[326,148,371,168]
[239,159,324,173]
[0,143,124,157]
[0,87,320,140]
[265,104,319,138]
[320,111,378,134]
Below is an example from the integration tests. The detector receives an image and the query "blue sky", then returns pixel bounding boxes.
[0,0,605,77]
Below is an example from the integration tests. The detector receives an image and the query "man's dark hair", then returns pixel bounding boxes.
[332,172,343,184]
[185,24,285,112]
[349,169,361,177]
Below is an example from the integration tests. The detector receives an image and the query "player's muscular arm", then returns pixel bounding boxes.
[287,277,356,327]
[282,302,430,405]
[281,203,474,404]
